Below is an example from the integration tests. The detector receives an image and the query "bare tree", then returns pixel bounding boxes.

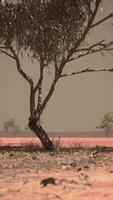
[0,0,113,150]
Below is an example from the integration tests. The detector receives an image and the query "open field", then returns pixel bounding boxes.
[0,147,113,200]
[0,137,113,147]
[1,138,113,200]
[1,167,113,200]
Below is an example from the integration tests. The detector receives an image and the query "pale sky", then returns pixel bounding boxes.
[0,0,113,132]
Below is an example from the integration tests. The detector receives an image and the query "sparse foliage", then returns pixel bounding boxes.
[3,118,21,132]
[96,112,113,137]
[97,112,113,130]
[0,0,113,150]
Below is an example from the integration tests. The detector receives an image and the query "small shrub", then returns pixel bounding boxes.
[21,141,41,152]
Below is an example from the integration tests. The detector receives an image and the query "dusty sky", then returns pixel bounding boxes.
[0,0,113,132]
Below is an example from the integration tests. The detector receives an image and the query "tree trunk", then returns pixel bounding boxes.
[28,117,54,151]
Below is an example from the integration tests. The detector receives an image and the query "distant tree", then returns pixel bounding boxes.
[3,119,21,132]
[96,112,113,137]
[24,124,30,131]
[0,0,113,150]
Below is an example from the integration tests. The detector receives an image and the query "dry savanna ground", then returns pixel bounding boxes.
[0,138,113,200]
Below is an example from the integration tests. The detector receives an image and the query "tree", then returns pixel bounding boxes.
[3,118,21,132]
[0,0,113,150]
[96,112,113,137]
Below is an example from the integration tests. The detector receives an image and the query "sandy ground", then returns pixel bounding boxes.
[0,167,113,200]
[0,143,113,200]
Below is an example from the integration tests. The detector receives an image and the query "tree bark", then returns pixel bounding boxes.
[28,117,54,151]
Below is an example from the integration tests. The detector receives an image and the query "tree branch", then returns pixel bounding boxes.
[38,78,58,117]
[34,61,47,93]
[58,1,113,76]
[60,67,113,78]
[36,60,44,115]
[65,0,102,62]
[61,40,113,69]
[74,41,113,59]
[34,77,42,93]
[0,48,15,59]
[35,53,59,117]
[91,13,113,28]
[58,0,102,76]
[76,40,106,52]
[38,60,59,117]
[8,45,34,89]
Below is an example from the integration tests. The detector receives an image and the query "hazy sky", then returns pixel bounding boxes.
[0,0,113,132]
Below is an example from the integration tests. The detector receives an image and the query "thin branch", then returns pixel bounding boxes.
[65,0,102,62]
[74,41,113,59]
[0,46,8,49]
[8,45,34,89]
[91,13,113,28]
[66,58,75,63]
[65,41,113,64]
[36,54,59,117]
[0,49,15,59]
[36,60,44,113]
[34,78,42,93]
[76,40,106,52]
[34,62,47,93]
[39,78,58,117]
[0,45,35,117]
[34,68,47,93]
[60,67,113,78]
[54,53,59,78]
[38,60,59,117]
[57,0,102,77]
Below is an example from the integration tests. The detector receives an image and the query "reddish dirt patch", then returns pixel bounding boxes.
[0,168,113,200]
[0,147,113,200]
[1,137,113,147]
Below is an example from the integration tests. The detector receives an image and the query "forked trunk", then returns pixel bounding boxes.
[28,117,54,151]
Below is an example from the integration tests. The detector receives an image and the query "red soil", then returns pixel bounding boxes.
[0,137,113,147]
[0,168,113,200]
[0,137,113,200]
